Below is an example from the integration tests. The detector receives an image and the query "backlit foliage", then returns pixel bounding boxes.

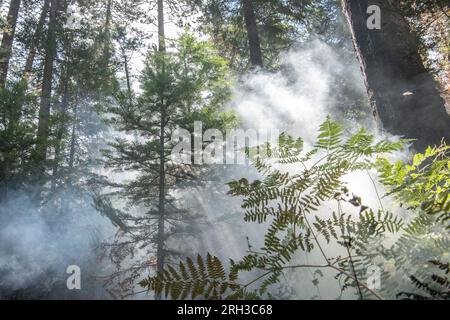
[376,144,450,300]
[140,118,409,300]
[377,144,450,229]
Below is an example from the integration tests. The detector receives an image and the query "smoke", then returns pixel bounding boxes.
[233,40,375,142]
[0,39,411,299]
[0,94,117,298]
[0,189,114,299]
[187,39,410,299]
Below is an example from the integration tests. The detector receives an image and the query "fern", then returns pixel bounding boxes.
[139,254,247,300]
[397,264,450,300]
[139,118,415,300]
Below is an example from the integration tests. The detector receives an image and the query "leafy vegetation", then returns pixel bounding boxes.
[0,0,448,300]
[140,118,420,300]
[92,33,237,297]
[140,118,450,300]
[377,144,450,229]
[376,144,450,300]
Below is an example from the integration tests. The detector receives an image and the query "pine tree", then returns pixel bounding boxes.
[140,118,407,300]
[34,0,59,178]
[96,34,236,299]
[191,0,329,70]
[0,0,21,88]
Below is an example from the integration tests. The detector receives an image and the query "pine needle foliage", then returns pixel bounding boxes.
[94,33,236,297]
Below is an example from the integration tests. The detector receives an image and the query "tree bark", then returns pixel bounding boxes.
[0,0,21,88]
[157,0,165,52]
[35,0,58,174]
[242,0,263,67]
[103,0,112,63]
[122,48,132,96]
[51,77,70,192]
[155,0,166,301]
[62,98,78,215]
[23,0,49,80]
[341,0,450,151]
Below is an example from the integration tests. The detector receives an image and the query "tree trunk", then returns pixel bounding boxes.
[155,0,166,301]
[157,0,165,52]
[62,99,78,215]
[68,104,77,172]
[13,0,49,127]
[122,48,132,96]
[35,0,58,175]
[51,78,70,192]
[156,97,166,301]
[23,0,49,80]
[0,0,21,88]
[341,0,450,151]
[242,0,263,67]
[103,0,112,63]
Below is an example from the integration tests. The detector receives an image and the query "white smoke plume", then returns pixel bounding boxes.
[186,39,410,299]
[0,40,410,300]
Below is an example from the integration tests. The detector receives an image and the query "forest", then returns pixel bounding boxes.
[0,0,448,300]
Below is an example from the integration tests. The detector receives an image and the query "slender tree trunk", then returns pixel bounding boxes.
[0,0,21,88]
[51,78,70,192]
[68,105,77,172]
[103,0,112,63]
[341,0,450,151]
[155,0,166,301]
[242,0,263,67]
[122,49,132,96]
[12,0,49,128]
[156,97,166,301]
[35,0,58,175]
[23,0,49,80]
[157,0,165,52]
[62,99,78,215]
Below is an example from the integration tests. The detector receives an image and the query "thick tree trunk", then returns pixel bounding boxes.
[155,0,166,301]
[0,0,21,88]
[23,0,49,80]
[242,0,263,67]
[35,0,58,174]
[341,0,450,151]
